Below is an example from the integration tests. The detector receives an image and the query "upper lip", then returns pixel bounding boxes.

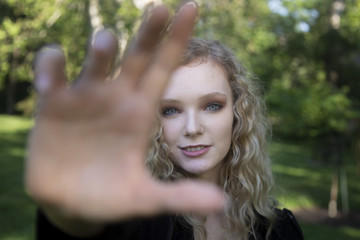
[179,144,210,150]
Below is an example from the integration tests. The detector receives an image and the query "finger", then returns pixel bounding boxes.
[77,30,118,85]
[116,5,170,85]
[34,45,67,96]
[140,2,198,104]
[149,180,225,214]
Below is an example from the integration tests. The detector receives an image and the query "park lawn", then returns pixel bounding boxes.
[0,114,360,239]
[0,115,35,240]
[270,138,360,210]
[270,138,360,240]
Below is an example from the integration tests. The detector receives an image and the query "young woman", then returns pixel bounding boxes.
[27,3,303,240]
[146,38,282,240]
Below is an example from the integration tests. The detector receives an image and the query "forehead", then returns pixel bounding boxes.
[162,60,232,99]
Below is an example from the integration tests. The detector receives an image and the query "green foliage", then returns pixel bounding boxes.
[0,0,91,114]
[267,66,354,138]
[16,90,36,117]
[99,0,140,39]
[263,0,359,138]
[194,0,277,69]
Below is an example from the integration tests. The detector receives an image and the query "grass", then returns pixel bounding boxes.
[0,115,35,240]
[270,138,360,239]
[300,222,360,240]
[0,114,359,239]
[270,138,360,210]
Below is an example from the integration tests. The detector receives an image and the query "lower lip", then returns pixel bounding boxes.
[180,146,210,157]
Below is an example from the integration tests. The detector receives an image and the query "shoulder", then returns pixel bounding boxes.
[270,208,304,240]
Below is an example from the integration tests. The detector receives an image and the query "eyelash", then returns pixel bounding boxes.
[161,102,223,117]
[162,107,179,116]
[205,102,223,112]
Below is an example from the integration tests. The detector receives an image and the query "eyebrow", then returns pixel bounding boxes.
[199,92,228,102]
[160,92,228,105]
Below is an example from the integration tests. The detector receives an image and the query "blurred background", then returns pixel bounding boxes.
[0,0,359,239]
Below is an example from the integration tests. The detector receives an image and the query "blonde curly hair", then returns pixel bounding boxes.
[146,38,277,240]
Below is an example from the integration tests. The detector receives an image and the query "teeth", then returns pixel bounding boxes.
[186,146,205,152]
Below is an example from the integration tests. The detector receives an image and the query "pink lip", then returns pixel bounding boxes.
[180,145,211,158]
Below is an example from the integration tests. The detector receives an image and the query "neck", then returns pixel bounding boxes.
[193,212,240,240]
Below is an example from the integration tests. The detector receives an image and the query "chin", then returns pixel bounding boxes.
[177,162,211,177]
[184,168,207,177]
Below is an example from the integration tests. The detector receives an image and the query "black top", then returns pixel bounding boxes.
[36,208,304,240]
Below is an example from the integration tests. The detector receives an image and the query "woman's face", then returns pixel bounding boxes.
[160,59,234,183]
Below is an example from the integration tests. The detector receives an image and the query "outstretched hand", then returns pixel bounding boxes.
[25,3,224,223]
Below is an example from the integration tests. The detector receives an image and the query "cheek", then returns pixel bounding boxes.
[217,109,233,134]
[162,120,180,147]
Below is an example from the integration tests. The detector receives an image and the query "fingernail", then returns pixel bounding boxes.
[184,1,197,8]
[179,1,197,11]
[41,46,63,56]
[92,30,116,51]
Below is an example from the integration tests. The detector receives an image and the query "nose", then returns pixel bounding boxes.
[183,111,204,137]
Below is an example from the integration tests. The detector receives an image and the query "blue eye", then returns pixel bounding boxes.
[206,103,222,112]
[162,107,179,116]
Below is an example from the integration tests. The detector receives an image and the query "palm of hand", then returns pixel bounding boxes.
[29,82,155,220]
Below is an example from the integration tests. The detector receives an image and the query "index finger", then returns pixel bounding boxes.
[76,30,118,85]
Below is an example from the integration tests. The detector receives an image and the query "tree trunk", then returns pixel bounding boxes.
[330,0,345,29]
[6,55,17,114]
[328,169,339,217]
[6,77,15,114]
[89,0,103,33]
